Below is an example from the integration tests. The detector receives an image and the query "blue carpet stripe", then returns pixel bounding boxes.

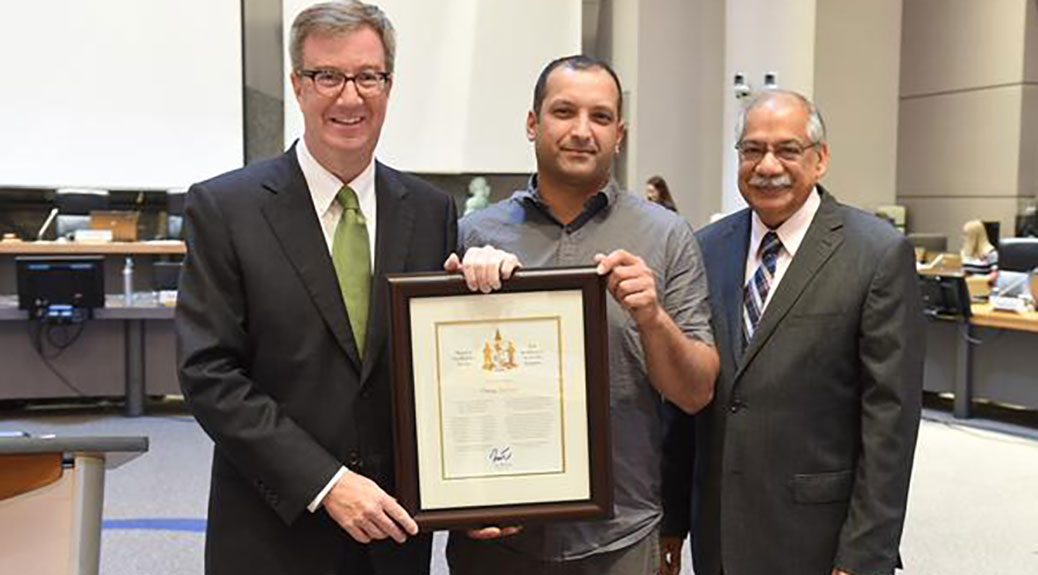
[103,518,207,533]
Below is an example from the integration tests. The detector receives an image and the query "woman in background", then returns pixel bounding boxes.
[646,175,678,212]
[961,219,998,275]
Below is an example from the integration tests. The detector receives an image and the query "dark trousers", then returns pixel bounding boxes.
[447,527,659,575]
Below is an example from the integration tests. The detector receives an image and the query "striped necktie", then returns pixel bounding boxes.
[332,185,371,358]
[743,231,782,347]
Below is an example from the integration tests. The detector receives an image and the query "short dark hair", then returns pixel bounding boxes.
[532,55,623,117]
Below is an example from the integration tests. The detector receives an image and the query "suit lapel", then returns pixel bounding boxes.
[715,211,751,381]
[734,189,844,382]
[361,163,415,384]
[259,149,363,371]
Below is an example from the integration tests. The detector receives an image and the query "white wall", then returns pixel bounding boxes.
[596,0,640,191]
[600,0,901,224]
[1022,0,1038,203]
[0,0,244,190]
[282,0,580,174]
[897,0,1034,249]
[722,0,817,214]
[813,0,903,213]
[900,0,1029,97]
[634,0,726,227]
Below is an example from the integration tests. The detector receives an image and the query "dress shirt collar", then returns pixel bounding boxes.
[295,138,376,217]
[519,173,617,228]
[749,186,821,259]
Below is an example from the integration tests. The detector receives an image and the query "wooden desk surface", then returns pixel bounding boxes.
[0,241,185,255]
[970,303,1038,334]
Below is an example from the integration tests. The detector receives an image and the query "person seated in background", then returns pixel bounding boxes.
[961,219,998,276]
[645,175,678,212]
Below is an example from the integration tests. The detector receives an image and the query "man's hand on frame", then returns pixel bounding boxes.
[444,246,522,293]
[323,470,418,544]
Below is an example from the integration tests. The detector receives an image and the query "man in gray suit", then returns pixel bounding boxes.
[666,90,925,575]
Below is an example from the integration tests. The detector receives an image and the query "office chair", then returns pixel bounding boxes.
[166,188,187,240]
[54,188,110,239]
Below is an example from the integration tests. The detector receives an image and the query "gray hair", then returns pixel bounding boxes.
[289,1,397,74]
[734,89,827,144]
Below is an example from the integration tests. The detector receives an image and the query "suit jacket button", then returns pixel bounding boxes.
[729,399,745,413]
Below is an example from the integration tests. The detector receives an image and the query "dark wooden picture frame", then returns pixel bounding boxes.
[388,267,612,530]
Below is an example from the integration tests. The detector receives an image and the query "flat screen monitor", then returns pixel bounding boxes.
[908,233,947,254]
[998,238,1038,272]
[16,256,105,312]
[918,274,971,321]
[982,221,1000,247]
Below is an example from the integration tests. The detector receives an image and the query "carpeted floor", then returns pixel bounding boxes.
[1,396,1035,575]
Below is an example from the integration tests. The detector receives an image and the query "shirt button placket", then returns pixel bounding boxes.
[559,226,579,266]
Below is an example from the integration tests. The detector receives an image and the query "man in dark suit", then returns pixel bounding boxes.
[666,90,925,575]
[176,3,456,574]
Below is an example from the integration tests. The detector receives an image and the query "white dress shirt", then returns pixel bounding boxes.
[296,139,377,269]
[295,139,378,512]
[744,187,822,313]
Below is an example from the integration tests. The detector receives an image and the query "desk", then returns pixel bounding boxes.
[0,242,182,415]
[924,303,1038,418]
[0,436,148,575]
[0,305,177,416]
[0,241,185,255]
[969,303,1038,333]
[0,241,185,296]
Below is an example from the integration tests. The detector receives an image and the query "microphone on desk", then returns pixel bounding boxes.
[36,207,59,241]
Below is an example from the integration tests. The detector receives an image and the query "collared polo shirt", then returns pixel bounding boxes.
[458,176,713,560]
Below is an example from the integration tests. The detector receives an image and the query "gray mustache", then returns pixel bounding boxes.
[749,174,792,188]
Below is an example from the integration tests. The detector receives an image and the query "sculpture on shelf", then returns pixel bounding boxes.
[463,176,491,216]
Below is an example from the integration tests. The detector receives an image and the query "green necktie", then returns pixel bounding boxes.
[332,185,371,358]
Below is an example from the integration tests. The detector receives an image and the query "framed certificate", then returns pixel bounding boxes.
[388,267,612,530]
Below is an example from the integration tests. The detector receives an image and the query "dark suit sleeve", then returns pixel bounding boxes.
[446,191,460,256]
[660,399,695,538]
[834,238,924,574]
[176,184,341,525]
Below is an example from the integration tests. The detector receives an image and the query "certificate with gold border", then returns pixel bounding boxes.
[389,267,612,530]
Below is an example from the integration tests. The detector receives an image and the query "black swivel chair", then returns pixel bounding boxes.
[54,189,110,239]
[166,190,186,240]
[998,237,1038,273]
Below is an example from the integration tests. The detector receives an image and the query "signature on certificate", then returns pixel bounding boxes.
[488,446,513,466]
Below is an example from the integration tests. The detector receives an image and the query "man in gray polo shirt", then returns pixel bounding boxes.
[445,55,719,575]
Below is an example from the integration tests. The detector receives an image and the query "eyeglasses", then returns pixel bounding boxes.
[735,140,819,164]
[298,68,391,98]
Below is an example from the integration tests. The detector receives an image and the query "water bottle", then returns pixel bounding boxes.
[123,257,134,307]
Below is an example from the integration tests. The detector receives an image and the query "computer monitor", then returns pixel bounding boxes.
[982,221,1000,247]
[907,233,947,255]
[918,274,971,320]
[998,238,1038,272]
[16,256,105,318]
